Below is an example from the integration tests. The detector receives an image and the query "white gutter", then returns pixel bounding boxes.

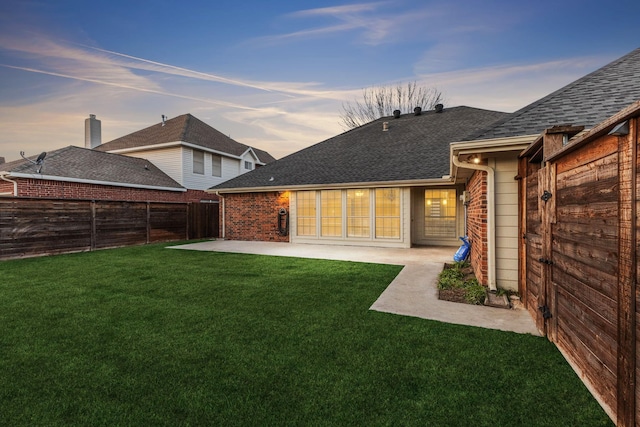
[452,154,497,292]
[0,172,18,196]
[8,172,186,192]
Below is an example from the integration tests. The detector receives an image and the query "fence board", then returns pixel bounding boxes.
[0,197,219,260]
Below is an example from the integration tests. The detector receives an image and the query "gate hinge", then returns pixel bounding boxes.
[538,257,554,265]
[538,305,553,319]
[541,190,552,202]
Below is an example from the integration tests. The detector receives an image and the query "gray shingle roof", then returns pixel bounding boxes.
[211,106,509,191]
[469,47,640,140]
[95,113,276,164]
[2,146,184,189]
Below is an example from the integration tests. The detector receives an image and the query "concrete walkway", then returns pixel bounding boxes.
[171,240,540,336]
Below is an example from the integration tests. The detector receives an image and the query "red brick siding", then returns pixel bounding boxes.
[223,192,290,242]
[6,178,215,203]
[466,171,488,286]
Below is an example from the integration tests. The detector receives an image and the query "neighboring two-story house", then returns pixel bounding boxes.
[95,114,276,194]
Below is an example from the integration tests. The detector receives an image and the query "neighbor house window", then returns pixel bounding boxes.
[193,150,204,175]
[424,189,457,237]
[375,188,400,238]
[320,190,342,237]
[296,191,316,236]
[244,161,253,170]
[212,155,222,177]
[347,189,370,237]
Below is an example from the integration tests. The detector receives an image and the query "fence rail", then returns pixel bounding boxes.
[0,197,218,260]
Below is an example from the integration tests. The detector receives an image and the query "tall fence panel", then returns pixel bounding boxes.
[0,198,218,260]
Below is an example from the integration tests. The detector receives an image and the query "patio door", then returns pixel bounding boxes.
[412,187,460,246]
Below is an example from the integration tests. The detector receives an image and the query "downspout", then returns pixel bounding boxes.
[216,192,225,239]
[0,172,18,196]
[452,155,497,292]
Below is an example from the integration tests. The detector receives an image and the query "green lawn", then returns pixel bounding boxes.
[0,243,612,426]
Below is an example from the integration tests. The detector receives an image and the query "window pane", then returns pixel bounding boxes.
[321,190,342,237]
[296,191,316,236]
[424,189,457,237]
[193,150,204,174]
[375,188,400,238]
[347,189,370,237]
[212,155,222,177]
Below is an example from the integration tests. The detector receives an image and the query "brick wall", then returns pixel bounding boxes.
[5,178,215,203]
[466,170,488,286]
[222,192,290,242]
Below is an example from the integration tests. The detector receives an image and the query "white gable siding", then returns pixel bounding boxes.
[121,147,184,185]
[491,157,519,291]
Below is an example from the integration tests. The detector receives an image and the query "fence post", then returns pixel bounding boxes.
[90,200,96,251]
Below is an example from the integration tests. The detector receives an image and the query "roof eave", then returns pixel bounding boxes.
[7,172,187,192]
[208,177,455,194]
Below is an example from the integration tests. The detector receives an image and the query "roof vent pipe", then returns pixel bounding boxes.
[382,122,389,131]
[435,104,444,113]
[414,107,422,116]
[393,110,401,118]
[161,115,166,126]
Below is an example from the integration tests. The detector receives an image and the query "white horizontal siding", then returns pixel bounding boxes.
[492,157,519,291]
[121,147,183,185]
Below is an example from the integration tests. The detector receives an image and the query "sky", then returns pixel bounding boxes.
[0,1,639,162]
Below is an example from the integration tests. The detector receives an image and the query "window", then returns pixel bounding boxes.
[375,188,400,238]
[212,155,222,177]
[424,189,457,237]
[296,191,316,236]
[244,161,253,170]
[347,189,370,237]
[193,150,204,174]
[320,190,342,237]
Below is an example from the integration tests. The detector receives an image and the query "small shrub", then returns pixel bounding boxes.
[437,264,465,290]
[463,279,486,305]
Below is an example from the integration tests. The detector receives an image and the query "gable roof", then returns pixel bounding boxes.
[95,113,276,164]
[1,146,184,191]
[210,106,509,192]
[469,47,640,140]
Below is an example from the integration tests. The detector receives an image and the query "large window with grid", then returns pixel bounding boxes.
[424,189,457,237]
[375,188,400,238]
[296,191,317,236]
[295,188,401,241]
[347,189,370,237]
[320,190,342,237]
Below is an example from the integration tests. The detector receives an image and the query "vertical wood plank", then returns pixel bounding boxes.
[617,118,637,427]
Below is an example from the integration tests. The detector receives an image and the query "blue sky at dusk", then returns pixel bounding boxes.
[1,0,639,161]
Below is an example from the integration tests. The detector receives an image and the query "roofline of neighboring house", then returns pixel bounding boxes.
[208,177,456,194]
[4,172,187,192]
[105,141,268,165]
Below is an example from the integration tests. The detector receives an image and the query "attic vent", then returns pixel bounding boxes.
[414,107,422,116]
[393,110,401,119]
[383,122,389,131]
[435,104,444,113]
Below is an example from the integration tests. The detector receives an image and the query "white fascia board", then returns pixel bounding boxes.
[9,172,187,192]
[209,177,455,194]
[450,135,537,155]
[107,141,243,160]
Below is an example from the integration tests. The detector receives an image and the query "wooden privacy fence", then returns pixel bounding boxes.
[0,198,219,260]
[519,104,639,426]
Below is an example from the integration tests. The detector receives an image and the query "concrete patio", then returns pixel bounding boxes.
[171,240,540,336]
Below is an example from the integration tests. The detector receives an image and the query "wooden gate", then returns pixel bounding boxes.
[519,109,639,425]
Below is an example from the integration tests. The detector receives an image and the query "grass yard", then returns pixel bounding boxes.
[0,242,612,426]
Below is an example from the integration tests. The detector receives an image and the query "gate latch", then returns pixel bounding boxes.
[538,257,554,265]
[541,190,552,202]
[538,305,553,319]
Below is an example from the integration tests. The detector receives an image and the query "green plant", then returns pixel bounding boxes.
[462,278,487,305]
[437,263,465,289]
